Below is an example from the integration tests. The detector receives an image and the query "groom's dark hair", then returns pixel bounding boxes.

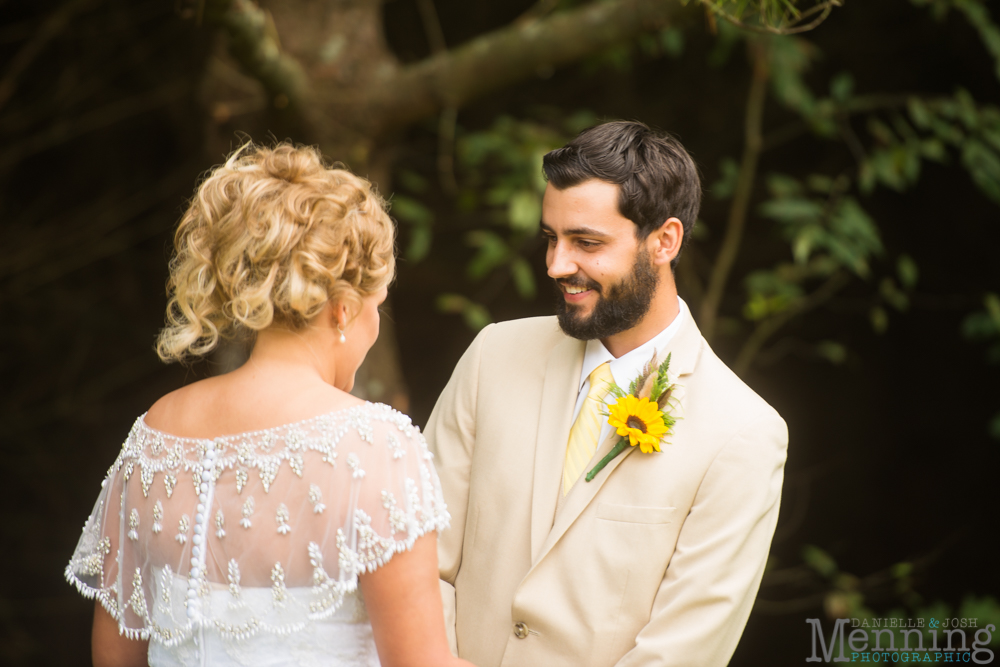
[542,120,701,268]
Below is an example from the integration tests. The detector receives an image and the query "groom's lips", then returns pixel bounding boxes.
[559,281,598,304]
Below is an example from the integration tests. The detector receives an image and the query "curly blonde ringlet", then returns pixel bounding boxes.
[156,142,396,363]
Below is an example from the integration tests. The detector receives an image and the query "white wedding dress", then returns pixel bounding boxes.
[66,402,450,666]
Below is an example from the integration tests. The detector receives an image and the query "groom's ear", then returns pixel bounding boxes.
[646,217,684,267]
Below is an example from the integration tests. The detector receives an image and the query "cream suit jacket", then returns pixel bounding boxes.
[425,312,787,667]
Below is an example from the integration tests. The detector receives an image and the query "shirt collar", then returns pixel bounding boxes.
[578,297,688,393]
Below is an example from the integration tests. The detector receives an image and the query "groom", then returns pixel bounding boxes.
[424,121,787,667]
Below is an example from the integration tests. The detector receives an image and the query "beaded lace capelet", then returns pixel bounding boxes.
[65,402,450,645]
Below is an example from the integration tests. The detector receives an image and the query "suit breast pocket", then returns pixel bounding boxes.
[596,502,675,524]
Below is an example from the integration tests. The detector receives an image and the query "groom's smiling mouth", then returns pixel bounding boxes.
[558,278,600,303]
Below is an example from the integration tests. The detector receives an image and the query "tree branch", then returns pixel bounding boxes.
[733,270,851,376]
[415,0,447,55]
[699,41,770,341]
[371,0,693,130]
[210,0,311,115]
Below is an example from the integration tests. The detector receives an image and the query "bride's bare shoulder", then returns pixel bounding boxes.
[144,376,225,433]
[144,375,365,438]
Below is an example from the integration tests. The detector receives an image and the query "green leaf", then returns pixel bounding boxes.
[896,254,919,289]
[397,169,428,194]
[891,562,913,579]
[462,302,492,330]
[766,173,804,198]
[806,174,834,193]
[802,545,838,579]
[868,118,897,146]
[963,311,999,339]
[707,18,743,68]
[961,138,1000,203]
[659,26,685,58]
[957,595,1000,629]
[829,72,854,103]
[908,97,934,129]
[406,224,432,263]
[508,190,541,233]
[870,305,889,334]
[792,225,823,264]
[758,198,824,223]
[955,88,980,130]
[920,138,947,162]
[466,230,510,280]
[986,292,1000,325]
[435,294,491,331]
[435,293,467,313]
[815,340,847,365]
[391,195,433,227]
[712,158,741,200]
[990,413,1000,440]
[858,160,876,194]
[769,36,819,118]
[827,197,883,275]
[510,257,536,300]
[880,277,910,312]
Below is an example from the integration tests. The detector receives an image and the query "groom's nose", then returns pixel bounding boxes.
[546,241,578,279]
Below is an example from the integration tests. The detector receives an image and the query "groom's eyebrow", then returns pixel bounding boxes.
[539,222,610,237]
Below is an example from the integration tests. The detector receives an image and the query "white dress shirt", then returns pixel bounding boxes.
[571,297,688,447]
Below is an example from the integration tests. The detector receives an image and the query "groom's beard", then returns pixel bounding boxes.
[555,249,660,341]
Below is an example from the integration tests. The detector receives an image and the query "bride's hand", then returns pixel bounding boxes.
[360,533,477,667]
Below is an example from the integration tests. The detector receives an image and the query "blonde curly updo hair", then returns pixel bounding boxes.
[156,142,395,363]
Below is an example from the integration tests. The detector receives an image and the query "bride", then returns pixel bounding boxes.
[66,143,476,667]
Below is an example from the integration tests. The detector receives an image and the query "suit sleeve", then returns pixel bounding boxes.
[616,409,788,667]
[423,324,491,655]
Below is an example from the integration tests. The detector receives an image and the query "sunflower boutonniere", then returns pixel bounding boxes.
[585,351,679,482]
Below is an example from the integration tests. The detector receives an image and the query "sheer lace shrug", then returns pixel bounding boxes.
[66,402,449,649]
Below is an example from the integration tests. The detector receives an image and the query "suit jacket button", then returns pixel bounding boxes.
[513,622,529,639]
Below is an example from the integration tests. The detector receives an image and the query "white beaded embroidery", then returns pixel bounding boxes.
[151,500,163,534]
[215,509,226,539]
[308,484,326,514]
[129,568,148,620]
[164,472,176,498]
[157,565,173,609]
[387,432,405,459]
[270,563,286,606]
[175,515,190,544]
[227,559,241,600]
[235,469,248,494]
[346,453,365,479]
[127,508,140,542]
[381,491,407,534]
[65,402,451,647]
[240,496,254,529]
[275,503,291,535]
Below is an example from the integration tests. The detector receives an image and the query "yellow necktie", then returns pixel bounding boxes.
[563,362,614,495]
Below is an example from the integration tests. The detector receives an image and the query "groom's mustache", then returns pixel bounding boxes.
[556,275,602,294]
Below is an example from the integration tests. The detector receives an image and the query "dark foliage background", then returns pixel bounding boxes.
[1,1,997,665]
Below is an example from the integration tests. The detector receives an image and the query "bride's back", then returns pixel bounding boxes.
[66,143,463,667]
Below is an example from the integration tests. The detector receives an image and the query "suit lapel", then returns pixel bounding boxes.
[529,335,585,563]
[529,307,706,569]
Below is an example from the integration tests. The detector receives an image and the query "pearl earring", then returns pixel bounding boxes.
[338,325,346,344]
